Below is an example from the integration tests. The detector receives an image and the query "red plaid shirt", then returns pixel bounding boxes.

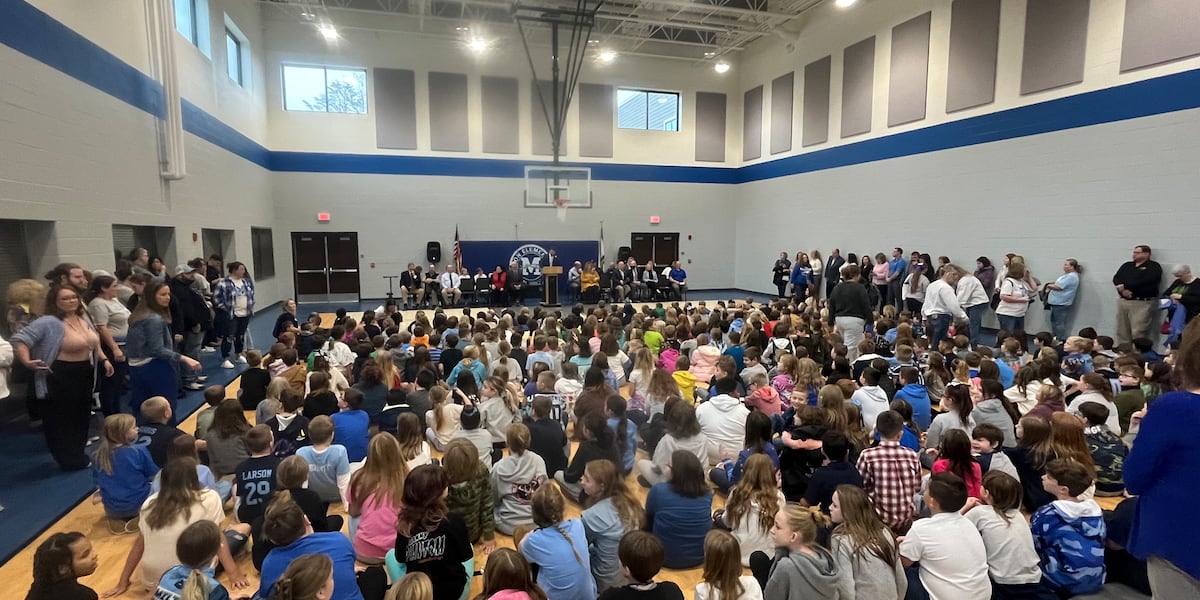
[857,440,922,530]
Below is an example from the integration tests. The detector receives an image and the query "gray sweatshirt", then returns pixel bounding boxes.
[490,450,547,535]
[830,531,906,599]
[479,396,518,444]
[972,399,1017,447]
[765,545,848,600]
[451,428,495,469]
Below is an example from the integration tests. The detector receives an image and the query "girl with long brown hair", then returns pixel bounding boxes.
[1006,415,1056,510]
[126,280,201,421]
[960,472,1045,594]
[580,459,645,592]
[517,481,595,600]
[829,484,905,599]
[472,549,547,600]
[719,453,784,566]
[696,530,763,600]
[395,464,474,600]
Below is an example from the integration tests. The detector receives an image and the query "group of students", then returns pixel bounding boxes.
[20,288,1197,600]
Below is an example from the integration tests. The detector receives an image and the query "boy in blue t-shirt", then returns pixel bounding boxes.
[331,388,370,462]
[296,416,350,504]
[233,425,279,525]
[1032,459,1107,596]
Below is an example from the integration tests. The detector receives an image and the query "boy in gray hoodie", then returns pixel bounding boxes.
[491,423,547,535]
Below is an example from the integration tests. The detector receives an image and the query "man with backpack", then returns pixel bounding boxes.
[827,264,873,361]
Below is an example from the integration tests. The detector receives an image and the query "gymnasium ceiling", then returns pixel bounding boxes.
[262,0,832,63]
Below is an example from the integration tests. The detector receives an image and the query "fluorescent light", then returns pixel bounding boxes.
[714,61,730,73]
[318,24,338,41]
[704,51,716,57]
[597,50,616,63]
[835,0,857,8]
[467,37,488,53]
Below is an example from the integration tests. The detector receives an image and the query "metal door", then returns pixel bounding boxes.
[291,232,361,303]
[630,233,679,266]
[630,233,654,264]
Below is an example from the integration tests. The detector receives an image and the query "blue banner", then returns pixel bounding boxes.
[458,240,600,289]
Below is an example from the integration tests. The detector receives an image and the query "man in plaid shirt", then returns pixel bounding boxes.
[857,409,923,533]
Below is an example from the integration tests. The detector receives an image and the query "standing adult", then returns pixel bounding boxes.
[996,262,1035,334]
[887,248,907,308]
[824,248,845,299]
[128,248,153,279]
[974,257,997,296]
[1112,245,1164,346]
[6,278,46,424]
[827,265,872,362]
[871,254,891,313]
[1163,265,1200,324]
[810,250,824,301]
[12,285,113,470]
[1125,318,1200,596]
[922,267,966,350]
[399,263,425,310]
[772,253,791,300]
[87,275,131,416]
[126,280,201,422]
[44,263,91,300]
[168,268,212,390]
[1044,259,1082,343]
[953,266,990,349]
[789,255,813,305]
[212,261,255,369]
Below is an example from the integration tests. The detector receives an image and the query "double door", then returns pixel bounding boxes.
[291,232,361,303]
[630,232,679,266]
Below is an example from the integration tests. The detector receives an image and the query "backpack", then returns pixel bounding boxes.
[764,338,795,367]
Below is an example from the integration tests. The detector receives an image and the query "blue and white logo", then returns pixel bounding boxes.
[510,244,548,285]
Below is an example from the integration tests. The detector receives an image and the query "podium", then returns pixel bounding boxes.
[542,266,563,306]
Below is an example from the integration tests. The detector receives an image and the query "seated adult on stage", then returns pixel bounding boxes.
[627,258,646,300]
[423,264,442,307]
[399,263,424,310]
[581,262,601,303]
[506,260,524,306]
[668,261,688,300]
[490,265,508,306]
[567,261,583,302]
[440,265,462,306]
[609,261,632,302]
[643,260,661,299]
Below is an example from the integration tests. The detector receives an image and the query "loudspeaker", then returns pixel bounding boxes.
[618,246,632,262]
[426,241,441,263]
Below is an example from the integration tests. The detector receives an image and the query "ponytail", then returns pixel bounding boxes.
[181,569,212,600]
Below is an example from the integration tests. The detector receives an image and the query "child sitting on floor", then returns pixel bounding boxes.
[598,531,684,600]
[24,531,99,600]
[94,414,158,530]
[154,521,229,600]
[1031,459,1106,597]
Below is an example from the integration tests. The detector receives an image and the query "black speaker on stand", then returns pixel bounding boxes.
[618,246,632,262]
[427,241,442,264]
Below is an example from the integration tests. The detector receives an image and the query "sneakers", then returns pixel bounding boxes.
[195,375,208,382]
[221,360,235,369]
[236,355,248,364]
[200,347,217,353]
[184,382,205,391]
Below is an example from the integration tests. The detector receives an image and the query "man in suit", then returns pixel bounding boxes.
[541,248,560,269]
[506,260,525,306]
[423,264,442,307]
[824,248,846,299]
[399,263,425,309]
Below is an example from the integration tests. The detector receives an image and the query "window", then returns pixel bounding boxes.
[283,65,367,114]
[174,0,212,57]
[616,89,680,131]
[251,227,275,279]
[225,30,243,85]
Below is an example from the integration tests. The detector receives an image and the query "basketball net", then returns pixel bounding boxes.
[555,197,568,222]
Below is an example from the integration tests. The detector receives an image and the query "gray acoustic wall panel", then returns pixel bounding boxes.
[481,76,519,154]
[1121,0,1200,72]
[841,36,875,138]
[742,85,763,161]
[373,68,417,150]
[770,72,794,155]
[1021,0,1090,95]
[578,83,614,158]
[888,12,931,127]
[428,72,469,152]
[694,91,727,162]
[802,56,831,147]
[946,0,1001,113]
[530,81,564,156]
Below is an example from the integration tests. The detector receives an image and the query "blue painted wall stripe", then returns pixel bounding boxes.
[2,0,1198,185]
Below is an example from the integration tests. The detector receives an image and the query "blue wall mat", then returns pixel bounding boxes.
[2,0,1200,185]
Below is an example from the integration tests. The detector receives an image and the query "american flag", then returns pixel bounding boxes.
[453,226,463,272]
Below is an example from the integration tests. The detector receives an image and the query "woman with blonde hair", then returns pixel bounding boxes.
[718,454,784,566]
[447,345,487,389]
[376,350,402,390]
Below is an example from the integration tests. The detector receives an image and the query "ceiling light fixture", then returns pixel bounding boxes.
[714,61,730,73]
[455,26,470,31]
[704,51,716,58]
[597,50,616,63]
[835,0,857,8]
[467,37,489,53]
[318,24,338,41]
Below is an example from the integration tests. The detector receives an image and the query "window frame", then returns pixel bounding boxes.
[281,63,369,114]
[225,29,243,85]
[250,227,275,280]
[174,0,212,57]
[616,88,681,132]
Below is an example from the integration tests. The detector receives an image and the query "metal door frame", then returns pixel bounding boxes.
[291,232,361,304]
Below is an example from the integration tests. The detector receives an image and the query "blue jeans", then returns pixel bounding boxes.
[997,314,1025,335]
[1049,304,1072,342]
[926,314,952,350]
[966,303,988,349]
[130,358,179,424]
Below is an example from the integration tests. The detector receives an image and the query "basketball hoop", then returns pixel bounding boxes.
[554,197,568,221]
